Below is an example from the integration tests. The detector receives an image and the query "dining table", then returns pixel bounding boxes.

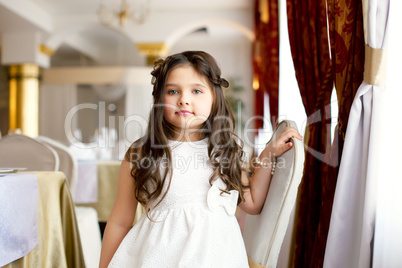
[75,160,144,228]
[0,171,85,268]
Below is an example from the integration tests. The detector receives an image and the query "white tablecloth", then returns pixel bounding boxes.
[0,173,38,266]
[75,160,98,203]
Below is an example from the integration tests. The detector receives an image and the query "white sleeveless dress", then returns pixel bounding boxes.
[108,138,249,268]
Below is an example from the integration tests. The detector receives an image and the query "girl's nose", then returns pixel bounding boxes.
[178,100,189,106]
[178,95,189,106]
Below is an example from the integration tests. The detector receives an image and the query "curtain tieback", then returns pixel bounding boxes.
[248,256,266,268]
[364,44,388,86]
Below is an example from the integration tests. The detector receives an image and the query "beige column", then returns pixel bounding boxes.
[8,64,40,137]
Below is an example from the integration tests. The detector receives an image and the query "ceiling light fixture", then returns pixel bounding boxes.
[97,0,150,27]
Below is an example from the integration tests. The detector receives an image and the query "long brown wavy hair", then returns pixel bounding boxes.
[125,51,249,217]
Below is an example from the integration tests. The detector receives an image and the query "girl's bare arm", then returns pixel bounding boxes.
[99,160,138,267]
[238,127,302,215]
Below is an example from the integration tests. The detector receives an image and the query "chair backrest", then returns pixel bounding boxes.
[36,136,78,200]
[242,120,305,268]
[0,134,59,171]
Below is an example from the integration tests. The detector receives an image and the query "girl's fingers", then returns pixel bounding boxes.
[266,126,302,157]
[282,127,302,141]
[283,141,293,153]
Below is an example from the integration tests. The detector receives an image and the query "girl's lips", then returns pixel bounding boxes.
[176,110,193,115]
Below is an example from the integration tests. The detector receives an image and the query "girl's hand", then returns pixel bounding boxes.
[262,126,303,159]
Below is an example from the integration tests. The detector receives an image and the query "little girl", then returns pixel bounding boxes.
[99,51,302,267]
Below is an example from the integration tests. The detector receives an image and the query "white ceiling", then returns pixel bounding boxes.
[0,4,44,33]
[0,0,253,66]
[32,0,251,14]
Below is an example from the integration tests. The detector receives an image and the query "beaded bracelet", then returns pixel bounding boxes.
[255,157,277,175]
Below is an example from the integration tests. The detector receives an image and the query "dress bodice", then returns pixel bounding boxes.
[151,138,216,212]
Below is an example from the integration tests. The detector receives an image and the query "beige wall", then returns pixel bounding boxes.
[76,85,126,144]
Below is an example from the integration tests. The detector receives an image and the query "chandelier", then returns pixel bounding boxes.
[97,0,150,27]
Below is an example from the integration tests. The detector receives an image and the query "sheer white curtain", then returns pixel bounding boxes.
[40,83,77,144]
[324,0,402,267]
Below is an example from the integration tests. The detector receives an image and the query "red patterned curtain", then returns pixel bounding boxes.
[286,0,365,266]
[286,0,333,267]
[310,0,365,266]
[253,0,279,131]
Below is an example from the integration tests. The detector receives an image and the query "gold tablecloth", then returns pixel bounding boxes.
[76,161,144,223]
[4,171,85,268]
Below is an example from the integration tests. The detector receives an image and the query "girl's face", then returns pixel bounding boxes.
[163,65,214,136]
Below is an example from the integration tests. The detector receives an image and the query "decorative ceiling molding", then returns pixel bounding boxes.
[135,42,169,57]
[39,44,55,56]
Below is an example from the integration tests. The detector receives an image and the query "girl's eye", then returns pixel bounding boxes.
[167,90,178,95]
[193,89,202,94]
